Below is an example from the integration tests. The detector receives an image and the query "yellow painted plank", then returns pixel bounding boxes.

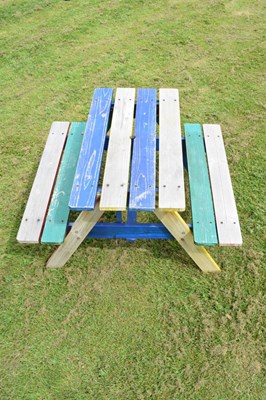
[154,208,220,273]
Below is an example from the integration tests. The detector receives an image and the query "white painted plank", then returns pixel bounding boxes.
[17,122,70,243]
[100,88,135,210]
[203,124,242,246]
[159,89,185,210]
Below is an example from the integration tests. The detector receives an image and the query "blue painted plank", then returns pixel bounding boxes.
[68,222,173,240]
[127,210,137,223]
[69,88,113,210]
[129,88,156,211]
[184,123,218,246]
[41,122,85,244]
[67,222,192,240]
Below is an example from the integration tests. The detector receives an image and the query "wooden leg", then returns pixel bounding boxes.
[46,200,104,268]
[154,209,221,273]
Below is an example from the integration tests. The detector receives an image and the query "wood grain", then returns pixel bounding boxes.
[203,124,242,246]
[69,88,113,211]
[41,122,85,244]
[159,89,185,211]
[184,123,218,246]
[100,88,135,210]
[129,88,156,211]
[17,121,69,243]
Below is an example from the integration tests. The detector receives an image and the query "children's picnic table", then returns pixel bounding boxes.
[17,88,242,272]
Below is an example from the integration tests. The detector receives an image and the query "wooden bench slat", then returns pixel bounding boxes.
[185,123,218,246]
[41,122,85,244]
[203,124,242,246]
[100,88,135,211]
[129,88,156,211]
[17,121,70,243]
[159,89,185,210]
[69,88,113,211]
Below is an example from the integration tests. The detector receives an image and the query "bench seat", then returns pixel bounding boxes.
[41,123,85,244]
[16,122,70,243]
[184,123,242,246]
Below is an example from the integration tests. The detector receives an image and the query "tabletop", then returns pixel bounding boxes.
[69,88,185,213]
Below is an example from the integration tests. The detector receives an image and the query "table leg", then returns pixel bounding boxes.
[46,199,104,268]
[154,208,220,273]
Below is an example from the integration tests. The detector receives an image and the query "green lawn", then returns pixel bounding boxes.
[0,0,265,399]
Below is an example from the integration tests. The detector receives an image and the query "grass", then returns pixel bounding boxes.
[0,0,265,398]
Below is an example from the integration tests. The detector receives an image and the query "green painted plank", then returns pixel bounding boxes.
[184,123,218,246]
[41,122,85,244]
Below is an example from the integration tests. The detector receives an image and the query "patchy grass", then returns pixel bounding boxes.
[0,0,265,399]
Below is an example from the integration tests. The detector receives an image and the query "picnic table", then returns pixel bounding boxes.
[17,88,242,272]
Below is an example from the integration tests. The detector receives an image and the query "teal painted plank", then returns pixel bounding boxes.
[41,122,85,244]
[184,123,218,246]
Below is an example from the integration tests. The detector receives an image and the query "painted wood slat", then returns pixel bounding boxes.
[203,124,242,246]
[41,122,85,244]
[17,121,70,243]
[129,88,156,211]
[159,89,185,211]
[100,88,135,210]
[184,123,218,246]
[69,88,113,211]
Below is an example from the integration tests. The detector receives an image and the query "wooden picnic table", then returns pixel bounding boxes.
[17,88,242,272]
